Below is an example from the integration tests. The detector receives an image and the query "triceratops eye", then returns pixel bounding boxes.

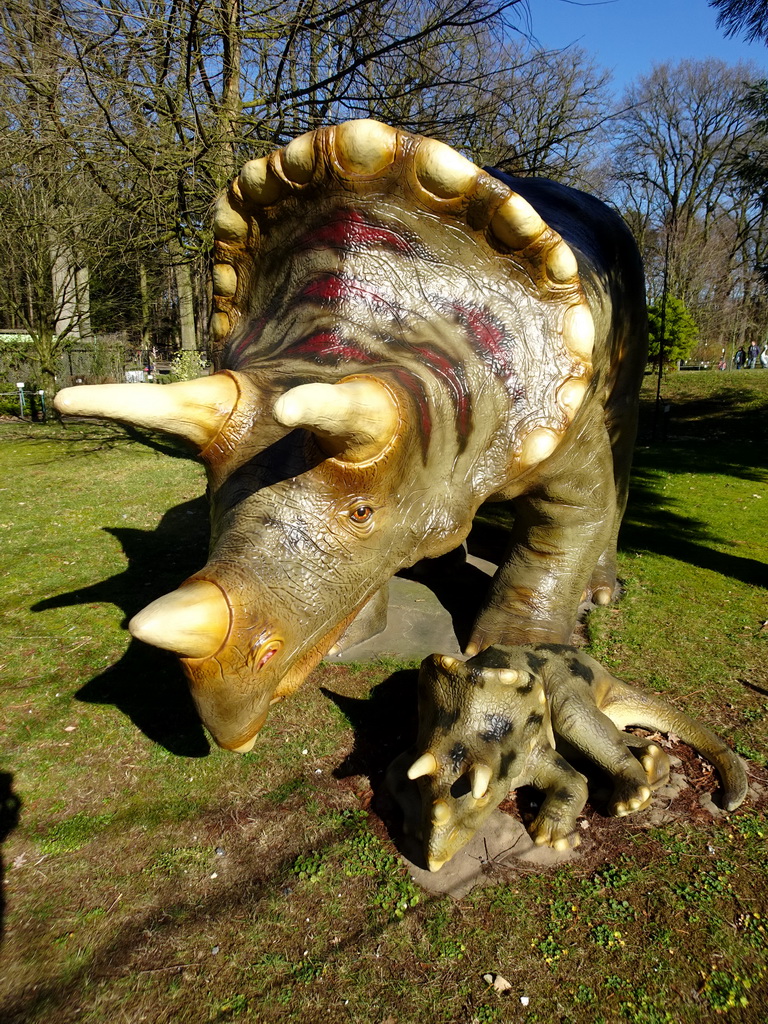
[349,505,374,524]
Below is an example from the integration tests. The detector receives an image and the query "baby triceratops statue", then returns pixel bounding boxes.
[55,119,647,754]
[391,645,747,871]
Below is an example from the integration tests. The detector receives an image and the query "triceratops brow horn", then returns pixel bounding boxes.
[129,580,231,659]
[272,375,401,462]
[53,372,240,451]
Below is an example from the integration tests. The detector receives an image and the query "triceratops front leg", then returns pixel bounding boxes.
[467,409,617,654]
[547,689,659,817]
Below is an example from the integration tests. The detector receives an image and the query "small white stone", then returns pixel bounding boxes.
[520,995,530,1006]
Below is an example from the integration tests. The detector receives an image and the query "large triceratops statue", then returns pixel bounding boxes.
[55,120,647,753]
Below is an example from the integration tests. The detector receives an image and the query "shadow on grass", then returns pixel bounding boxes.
[3,420,196,464]
[620,452,767,588]
[325,669,419,789]
[626,383,768,583]
[323,668,421,860]
[0,803,440,1024]
[0,773,21,946]
[31,496,211,757]
[638,378,768,462]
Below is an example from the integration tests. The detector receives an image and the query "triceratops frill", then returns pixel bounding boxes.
[54,119,647,753]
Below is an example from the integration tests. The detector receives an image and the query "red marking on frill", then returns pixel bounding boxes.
[440,299,526,404]
[298,273,396,313]
[409,343,471,443]
[229,314,268,363]
[388,368,432,458]
[283,331,377,367]
[298,209,418,257]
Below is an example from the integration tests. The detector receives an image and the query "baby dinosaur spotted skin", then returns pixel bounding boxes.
[404,644,747,871]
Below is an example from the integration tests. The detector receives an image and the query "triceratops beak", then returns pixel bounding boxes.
[54,372,240,451]
[272,374,400,462]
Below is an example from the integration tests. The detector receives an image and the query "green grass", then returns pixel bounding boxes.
[1,372,767,1023]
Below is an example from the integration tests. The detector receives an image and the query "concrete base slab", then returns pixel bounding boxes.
[325,553,496,664]
[399,810,578,899]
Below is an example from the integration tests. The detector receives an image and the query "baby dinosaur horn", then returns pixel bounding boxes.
[470,764,493,800]
[272,376,400,462]
[438,655,460,669]
[498,668,522,684]
[54,373,240,451]
[475,665,521,685]
[407,752,439,780]
[431,800,451,824]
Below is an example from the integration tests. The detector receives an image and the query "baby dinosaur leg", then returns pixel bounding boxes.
[550,693,655,817]
[587,660,748,811]
[621,733,671,790]
[527,750,588,850]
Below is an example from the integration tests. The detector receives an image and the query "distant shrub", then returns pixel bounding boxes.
[169,350,210,380]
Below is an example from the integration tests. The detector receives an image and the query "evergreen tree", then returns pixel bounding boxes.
[647,296,699,366]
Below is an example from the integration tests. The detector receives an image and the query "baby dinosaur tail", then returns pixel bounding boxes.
[597,677,748,812]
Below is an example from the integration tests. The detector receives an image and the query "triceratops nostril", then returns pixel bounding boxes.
[254,642,281,671]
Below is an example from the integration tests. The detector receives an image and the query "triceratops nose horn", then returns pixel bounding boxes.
[129,580,231,659]
[272,375,400,462]
[54,372,240,451]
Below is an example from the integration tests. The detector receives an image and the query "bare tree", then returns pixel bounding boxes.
[458,41,614,189]
[0,1,110,388]
[738,80,768,208]
[2,0,618,365]
[46,0,531,354]
[611,59,767,356]
[612,62,760,281]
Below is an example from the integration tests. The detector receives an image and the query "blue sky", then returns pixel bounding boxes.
[527,0,768,94]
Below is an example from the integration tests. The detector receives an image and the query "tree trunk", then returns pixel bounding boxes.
[173,253,197,351]
[50,237,79,339]
[75,263,94,345]
[139,263,152,351]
